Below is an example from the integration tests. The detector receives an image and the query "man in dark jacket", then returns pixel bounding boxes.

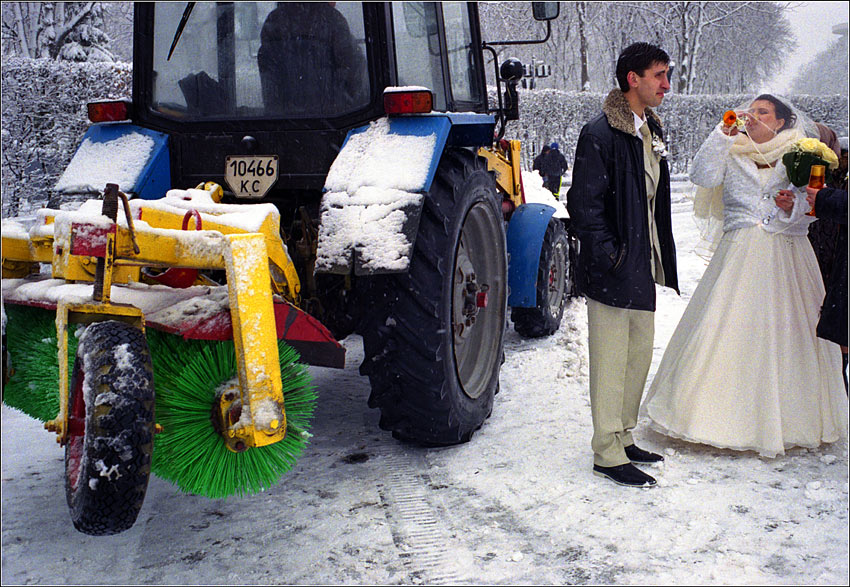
[532,144,551,184]
[806,184,848,391]
[566,42,679,487]
[541,142,568,195]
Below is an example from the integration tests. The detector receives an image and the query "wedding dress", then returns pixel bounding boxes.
[641,126,848,458]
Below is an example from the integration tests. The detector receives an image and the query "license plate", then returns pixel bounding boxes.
[224,155,279,199]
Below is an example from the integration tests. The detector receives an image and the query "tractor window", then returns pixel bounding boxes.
[151,2,370,120]
[392,3,447,111]
[442,2,481,105]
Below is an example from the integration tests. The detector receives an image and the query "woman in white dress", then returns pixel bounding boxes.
[642,94,848,458]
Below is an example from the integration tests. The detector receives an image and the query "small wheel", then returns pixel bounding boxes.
[65,320,155,536]
[512,218,570,338]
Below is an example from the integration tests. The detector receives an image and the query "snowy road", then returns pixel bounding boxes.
[2,187,848,585]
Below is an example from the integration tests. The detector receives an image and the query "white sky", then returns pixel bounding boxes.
[765,1,849,93]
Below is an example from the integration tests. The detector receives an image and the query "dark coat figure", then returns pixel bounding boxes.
[813,187,847,349]
[567,90,679,311]
[258,3,367,116]
[807,124,843,290]
[532,145,550,179]
[540,142,568,194]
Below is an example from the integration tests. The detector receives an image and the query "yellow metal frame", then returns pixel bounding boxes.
[5,185,296,452]
[478,139,524,209]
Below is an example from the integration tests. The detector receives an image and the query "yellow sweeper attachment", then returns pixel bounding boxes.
[2,183,307,452]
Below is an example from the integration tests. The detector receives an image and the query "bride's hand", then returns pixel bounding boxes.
[775,189,795,213]
[721,121,739,137]
[721,111,747,136]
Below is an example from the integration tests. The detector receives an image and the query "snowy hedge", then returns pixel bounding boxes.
[2,58,846,216]
[501,88,850,175]
[1,58,132,216]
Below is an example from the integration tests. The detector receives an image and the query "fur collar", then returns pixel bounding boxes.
[602,89,664,136]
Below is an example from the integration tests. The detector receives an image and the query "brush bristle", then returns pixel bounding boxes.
[3,304,76,422]
[3,304,317,499]
[147,330,317,499]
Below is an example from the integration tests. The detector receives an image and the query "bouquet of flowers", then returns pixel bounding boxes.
[782,137,839,187]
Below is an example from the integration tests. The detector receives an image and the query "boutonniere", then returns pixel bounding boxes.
[651,134,668,159]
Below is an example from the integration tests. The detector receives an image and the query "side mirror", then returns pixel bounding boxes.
[531,2,559,21]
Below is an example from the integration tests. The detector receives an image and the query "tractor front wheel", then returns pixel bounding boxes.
[511,218,570,338]
[65,320,155,536]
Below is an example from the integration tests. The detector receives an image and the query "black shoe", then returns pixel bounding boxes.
[593,463,657,487]
[624,444,664,464]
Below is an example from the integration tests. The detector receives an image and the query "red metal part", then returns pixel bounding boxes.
[143,267,200,289]
[148,301,346,369]
[144,209,202,288]
[3,287,346,369]
[181,209,202,230]
[66,363,86,490]
[69,223,116,257]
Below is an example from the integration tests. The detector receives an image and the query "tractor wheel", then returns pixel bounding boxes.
[511,218,570,338]
[360,148,507,445]
[64,320,155,536]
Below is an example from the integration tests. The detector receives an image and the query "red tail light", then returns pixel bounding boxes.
[87,100,130,122]
[383,88,433,115]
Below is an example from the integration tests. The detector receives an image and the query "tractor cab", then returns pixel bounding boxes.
[132,2,488,203]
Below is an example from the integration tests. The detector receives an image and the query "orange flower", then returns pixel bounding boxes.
[722,110,737,127]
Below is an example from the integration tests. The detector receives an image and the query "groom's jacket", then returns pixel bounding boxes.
[567,89,679,311]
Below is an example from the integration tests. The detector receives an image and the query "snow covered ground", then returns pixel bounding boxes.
[2,177,848,585]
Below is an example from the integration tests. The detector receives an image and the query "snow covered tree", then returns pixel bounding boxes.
[790,27,849,97]
[101,1,132,62]
[1,2,115,62]
[480,1,795,95]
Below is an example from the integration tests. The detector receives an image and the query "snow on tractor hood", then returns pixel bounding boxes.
[54,124,171,201]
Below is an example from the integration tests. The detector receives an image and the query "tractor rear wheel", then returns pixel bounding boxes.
[360,148,507,445]
[64,320,155,536]
[511,218,570,337]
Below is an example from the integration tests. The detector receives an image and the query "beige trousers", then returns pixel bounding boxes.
[587,297,655,467]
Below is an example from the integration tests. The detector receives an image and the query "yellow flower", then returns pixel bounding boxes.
[793,138,839,169]
[796,137,820,152]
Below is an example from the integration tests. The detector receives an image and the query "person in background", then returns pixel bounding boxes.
[642,94,848,458]
[806,123,842,313]
[806,181,848,392]
[541,142,568,195]
[532,144,551,185]
[567,42,678,488]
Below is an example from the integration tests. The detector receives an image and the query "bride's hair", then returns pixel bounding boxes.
[754,94,797,132]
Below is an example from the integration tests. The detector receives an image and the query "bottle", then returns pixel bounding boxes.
[807,164,826,216]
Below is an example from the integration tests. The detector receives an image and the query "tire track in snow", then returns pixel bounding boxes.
[374,448,471,585]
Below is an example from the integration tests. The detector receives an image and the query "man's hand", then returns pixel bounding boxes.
[805,185,821,210]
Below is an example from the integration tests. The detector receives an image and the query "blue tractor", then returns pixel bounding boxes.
[50,1,575,447]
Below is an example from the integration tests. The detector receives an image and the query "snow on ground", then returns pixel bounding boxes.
[2,180,848,585]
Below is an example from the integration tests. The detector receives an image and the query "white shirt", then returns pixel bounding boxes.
[633,111,646,136]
